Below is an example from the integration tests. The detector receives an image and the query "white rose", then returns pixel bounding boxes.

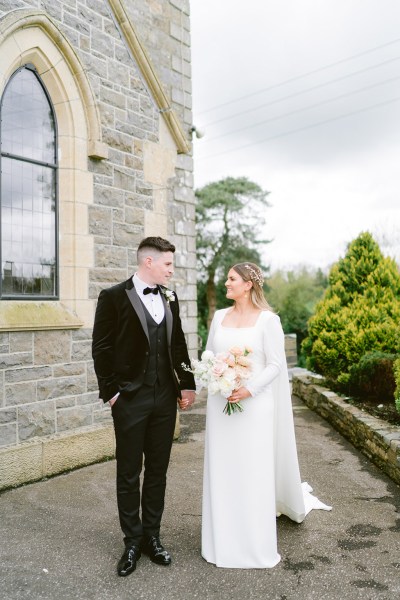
[209,381,220,395]
[218,379,234,398]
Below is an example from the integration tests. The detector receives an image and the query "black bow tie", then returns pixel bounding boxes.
[143,287,159,295]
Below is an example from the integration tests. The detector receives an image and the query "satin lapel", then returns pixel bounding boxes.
[161,291,173,345]
[125,284,149,343]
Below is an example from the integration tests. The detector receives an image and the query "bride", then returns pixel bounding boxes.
[201,262,331,569]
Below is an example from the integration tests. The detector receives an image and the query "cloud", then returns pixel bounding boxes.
[191,0,400,269]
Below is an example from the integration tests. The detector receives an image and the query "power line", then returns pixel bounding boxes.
[204,75,400,142]
[203,56,400,127]
[196,96,400,161]
[198,37,400,115]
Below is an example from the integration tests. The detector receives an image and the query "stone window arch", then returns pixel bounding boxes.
[0,63,58,299]
[0,10,107,330]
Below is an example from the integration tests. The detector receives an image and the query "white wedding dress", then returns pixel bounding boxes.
[201,309,331,569]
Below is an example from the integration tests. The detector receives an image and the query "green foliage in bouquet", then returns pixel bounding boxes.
[394,358,400,413]
[347,351,396,402]
[302,232,400,386]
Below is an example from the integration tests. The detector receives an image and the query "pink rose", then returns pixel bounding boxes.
[229,346,243,356]
[237,356,251,367]
[235,365,251,379]
[212,360,228,377]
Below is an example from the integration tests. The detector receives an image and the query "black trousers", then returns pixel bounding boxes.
[111,379,177,545]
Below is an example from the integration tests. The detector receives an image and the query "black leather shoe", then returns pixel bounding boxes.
[117,545,141,576]
[141,536,171,565]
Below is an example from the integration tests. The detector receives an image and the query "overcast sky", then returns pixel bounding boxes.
[190,0,400,272]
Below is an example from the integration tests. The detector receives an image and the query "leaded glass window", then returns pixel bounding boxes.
[0,64,58,298]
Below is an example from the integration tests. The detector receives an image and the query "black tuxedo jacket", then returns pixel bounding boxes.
[92,278,195,403]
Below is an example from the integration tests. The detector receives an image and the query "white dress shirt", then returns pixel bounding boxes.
[133,273,165,324]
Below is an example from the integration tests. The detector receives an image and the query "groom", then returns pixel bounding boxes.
[92,236,195,576]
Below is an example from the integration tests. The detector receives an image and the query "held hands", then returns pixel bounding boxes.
[227,387,251,403]
[178,390,195,411]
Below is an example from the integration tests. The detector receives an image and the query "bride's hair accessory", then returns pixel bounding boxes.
[244,264,263,287]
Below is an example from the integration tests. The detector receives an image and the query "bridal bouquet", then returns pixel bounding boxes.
[182,346,252,415]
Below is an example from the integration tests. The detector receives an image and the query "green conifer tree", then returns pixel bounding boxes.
[302,232,400,384]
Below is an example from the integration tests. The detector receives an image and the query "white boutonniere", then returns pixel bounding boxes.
[161,288,175,304]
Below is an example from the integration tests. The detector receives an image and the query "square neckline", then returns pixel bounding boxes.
[220,309,265,329]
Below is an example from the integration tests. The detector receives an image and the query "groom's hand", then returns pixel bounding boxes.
[178,390,195,411]
[109,392,119,407]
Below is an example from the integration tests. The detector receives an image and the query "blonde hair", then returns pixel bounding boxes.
[232,262,273,311]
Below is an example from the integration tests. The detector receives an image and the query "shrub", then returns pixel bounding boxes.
[347,351,396,402]
[302,232,400,384]
[394,358,400,413]
[267,267,328,366]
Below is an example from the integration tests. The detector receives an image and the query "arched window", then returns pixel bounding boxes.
[0,64,58,298]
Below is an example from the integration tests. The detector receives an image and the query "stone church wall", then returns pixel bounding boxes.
[0,0,196,490]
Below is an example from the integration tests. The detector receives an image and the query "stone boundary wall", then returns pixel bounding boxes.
[293,372,400,485]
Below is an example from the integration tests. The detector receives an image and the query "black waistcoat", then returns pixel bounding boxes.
[142,308,171,386]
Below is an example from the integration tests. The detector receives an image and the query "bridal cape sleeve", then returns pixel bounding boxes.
[246,313,283,397]
[257,311,331,521]
[205,308,228,352]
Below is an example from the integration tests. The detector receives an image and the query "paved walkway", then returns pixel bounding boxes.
[1,396,399,600]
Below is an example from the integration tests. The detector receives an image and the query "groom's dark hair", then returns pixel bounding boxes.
[137,237,175,260]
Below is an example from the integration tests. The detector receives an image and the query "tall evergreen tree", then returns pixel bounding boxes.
[195,177,271,330]
[302,232,400,383]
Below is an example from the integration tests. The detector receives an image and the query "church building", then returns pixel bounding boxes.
[0,0,197,490]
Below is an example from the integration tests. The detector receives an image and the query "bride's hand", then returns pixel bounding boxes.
[228,387,251,403]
